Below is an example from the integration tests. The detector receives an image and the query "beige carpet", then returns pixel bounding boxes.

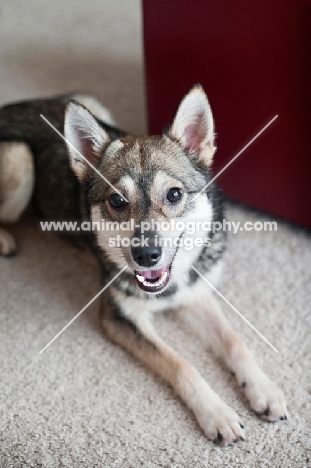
[0,1,310,467]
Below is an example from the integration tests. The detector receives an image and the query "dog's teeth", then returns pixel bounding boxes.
[136,269,168,289]
[136,274,145,283]
[146,271,168,287]
[157,271,167,285]
[162,271,168,282]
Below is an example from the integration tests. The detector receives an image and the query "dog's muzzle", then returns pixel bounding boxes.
[131,230,170,293]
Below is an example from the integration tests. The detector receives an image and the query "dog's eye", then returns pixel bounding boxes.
[109,193,127,210]
[166,187,183,204]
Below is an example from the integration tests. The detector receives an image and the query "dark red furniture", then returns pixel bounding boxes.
[143,0,311,228]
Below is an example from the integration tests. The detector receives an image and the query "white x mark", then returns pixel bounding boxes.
[39,266,128,354]
[191,266,279,353]
[193,115,278,200]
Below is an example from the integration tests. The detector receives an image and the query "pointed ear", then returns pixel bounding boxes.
[169,85,215,167]
[64,101,110,182]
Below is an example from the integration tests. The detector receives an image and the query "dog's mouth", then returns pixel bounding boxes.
[135,265,170,293]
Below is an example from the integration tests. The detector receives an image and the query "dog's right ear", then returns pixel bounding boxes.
[64,102,110,182]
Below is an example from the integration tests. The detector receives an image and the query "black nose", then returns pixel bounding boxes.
[132,245,162,267]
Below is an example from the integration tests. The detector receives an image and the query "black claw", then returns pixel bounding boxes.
[233,438,237,443]
[241,381,246,388]
[284,415,287,420]
[280,416,284,420]
[213,433,223,444]
[239,423,244,429]
[240,437,245,441]
[257,407,270,417]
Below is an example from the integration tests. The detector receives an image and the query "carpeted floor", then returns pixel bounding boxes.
[0,2,310,467]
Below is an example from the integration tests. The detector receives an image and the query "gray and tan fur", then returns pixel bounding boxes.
[0,86,287,446]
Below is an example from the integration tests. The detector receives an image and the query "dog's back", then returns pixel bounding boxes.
[0,94,125,254]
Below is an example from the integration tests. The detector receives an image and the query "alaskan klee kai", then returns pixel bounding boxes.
[0,86,287,445]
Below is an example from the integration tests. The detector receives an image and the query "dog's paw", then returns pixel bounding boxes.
[0,229,17,256]
[196,400,245,446]
[242,371,288,422]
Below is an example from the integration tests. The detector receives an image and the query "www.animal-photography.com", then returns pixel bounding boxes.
[0,1,310,467]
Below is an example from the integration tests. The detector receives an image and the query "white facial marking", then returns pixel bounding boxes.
[91,204,128,269]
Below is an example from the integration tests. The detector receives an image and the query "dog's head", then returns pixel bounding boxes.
[64,85,216,295]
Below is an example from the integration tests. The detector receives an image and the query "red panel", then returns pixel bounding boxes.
[143,0,311,228]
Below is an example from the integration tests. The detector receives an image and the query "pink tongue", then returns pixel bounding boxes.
[138,266,168,280]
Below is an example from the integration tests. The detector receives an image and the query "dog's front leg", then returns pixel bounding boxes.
[101,291,245,445]
[179,290,288,422]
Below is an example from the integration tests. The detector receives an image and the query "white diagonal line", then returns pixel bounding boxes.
[40,114,128,202]
[191,266,279,353]
[193,115,278,201]
[39,266,128,354]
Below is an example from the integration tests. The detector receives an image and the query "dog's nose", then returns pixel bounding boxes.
[132,245,162,267]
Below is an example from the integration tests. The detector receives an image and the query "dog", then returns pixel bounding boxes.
[0,86,287,446]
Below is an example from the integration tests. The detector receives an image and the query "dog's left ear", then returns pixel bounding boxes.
[169,85,215,167]
[64,102,110,182]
